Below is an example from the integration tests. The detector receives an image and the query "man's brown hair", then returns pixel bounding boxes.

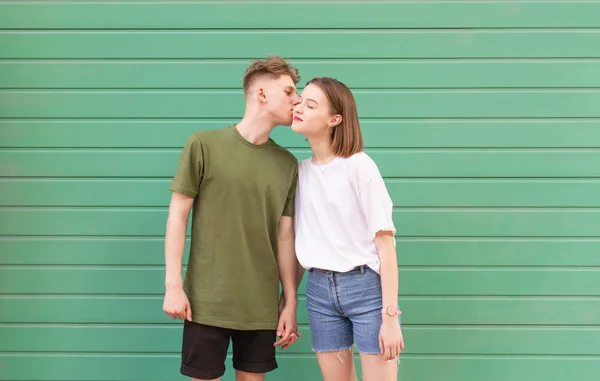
[243,55,300,95]
[307,77,364,158]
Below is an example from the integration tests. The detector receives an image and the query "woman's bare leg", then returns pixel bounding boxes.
[359,352,397,381]
[315,347,358,381]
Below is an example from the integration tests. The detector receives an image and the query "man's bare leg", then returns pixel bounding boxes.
[235,370,265,381]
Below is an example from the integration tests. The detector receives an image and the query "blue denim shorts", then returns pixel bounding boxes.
[305,265,400,355]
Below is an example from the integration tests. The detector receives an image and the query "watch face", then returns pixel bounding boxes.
[386,306,397,316]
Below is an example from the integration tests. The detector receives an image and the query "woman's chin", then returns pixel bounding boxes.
[291,122,303,133]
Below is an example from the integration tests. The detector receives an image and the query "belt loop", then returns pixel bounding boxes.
[359,265,365,274]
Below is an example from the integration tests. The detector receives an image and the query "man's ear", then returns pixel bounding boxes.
[257,87,267,104]
[328,114,342,128]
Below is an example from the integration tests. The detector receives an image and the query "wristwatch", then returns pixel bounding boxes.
[382,306,401,317]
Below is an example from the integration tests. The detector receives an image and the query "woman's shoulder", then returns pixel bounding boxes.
[347,151,379,172]
[343,151,383,189]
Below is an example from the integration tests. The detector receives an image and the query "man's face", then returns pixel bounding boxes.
[263,75,301,126]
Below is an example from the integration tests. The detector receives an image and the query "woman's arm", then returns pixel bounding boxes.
[375,231,404,360]
[375,231,399,318]
[352,153,404,360]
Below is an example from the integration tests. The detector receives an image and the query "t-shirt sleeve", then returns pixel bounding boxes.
[282,163,299,217]
[169,133,204,198]
[354,155,396,239]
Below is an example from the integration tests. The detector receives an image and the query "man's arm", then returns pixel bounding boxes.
[279,254,305,317]
[277,216,298,309]
[274,215,298,348]
[162,192,194,321]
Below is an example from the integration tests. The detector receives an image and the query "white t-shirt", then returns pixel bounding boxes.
[294,152,396,274]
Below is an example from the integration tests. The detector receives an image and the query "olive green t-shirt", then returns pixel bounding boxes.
[170,125,298,330]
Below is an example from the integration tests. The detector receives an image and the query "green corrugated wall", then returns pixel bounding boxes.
[2,1,600,380]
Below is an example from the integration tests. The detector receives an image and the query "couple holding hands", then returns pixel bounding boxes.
[163,55,404,381]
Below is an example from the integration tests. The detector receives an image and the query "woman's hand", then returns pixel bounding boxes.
[379,317,404,360]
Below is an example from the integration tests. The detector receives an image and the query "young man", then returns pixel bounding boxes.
[162,55,302,381]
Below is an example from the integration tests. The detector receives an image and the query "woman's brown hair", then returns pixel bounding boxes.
[307,77,364,157]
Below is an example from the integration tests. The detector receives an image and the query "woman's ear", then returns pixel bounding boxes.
[328,114,342,128]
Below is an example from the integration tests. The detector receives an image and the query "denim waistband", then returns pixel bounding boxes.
[308,265,367,275]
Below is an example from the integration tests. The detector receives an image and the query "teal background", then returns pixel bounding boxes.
[2,1,600,380]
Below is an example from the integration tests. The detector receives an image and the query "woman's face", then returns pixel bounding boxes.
[291,84,340,137]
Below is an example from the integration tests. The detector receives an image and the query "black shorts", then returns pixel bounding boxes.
[180,320,278,380]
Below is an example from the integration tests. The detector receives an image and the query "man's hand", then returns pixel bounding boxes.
[163,285,192,321]
[274,302,300,350]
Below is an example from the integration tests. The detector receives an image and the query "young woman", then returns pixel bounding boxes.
[291,77,404,381]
